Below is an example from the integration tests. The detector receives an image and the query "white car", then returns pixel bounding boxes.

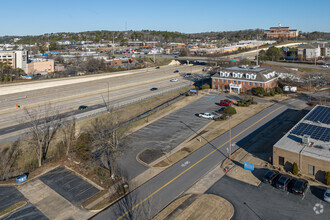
[324,188,330,202]
[170,78,178,82]
[321,65,328,68]
[198,112,214,119]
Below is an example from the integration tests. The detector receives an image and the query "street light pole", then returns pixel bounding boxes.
[229,115,232,160]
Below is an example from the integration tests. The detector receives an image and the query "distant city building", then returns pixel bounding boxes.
[56,40,72,46]
[211,66,278,94]
[273,105,330,180]
[264,24,298,38]
[0,50,28,72]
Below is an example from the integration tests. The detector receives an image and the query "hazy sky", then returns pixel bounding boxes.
[1,0,329,36]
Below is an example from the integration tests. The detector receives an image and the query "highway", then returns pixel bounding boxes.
[0,64,203,143]
[92,97,307,220]
[265,61,330,70]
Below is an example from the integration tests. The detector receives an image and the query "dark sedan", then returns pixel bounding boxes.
[78,105,88,110]
[150,87,158,91]
[262,170,279,185]
[289,179,309,195]
[275,175,291,191]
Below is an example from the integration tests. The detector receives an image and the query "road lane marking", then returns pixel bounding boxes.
[117,99,299,220]
[181,161,190,167]
[313,203,324,214]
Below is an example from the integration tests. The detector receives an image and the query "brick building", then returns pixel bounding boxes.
[264,24,298,39]
[211,66,278,94]
[273,105,330,181]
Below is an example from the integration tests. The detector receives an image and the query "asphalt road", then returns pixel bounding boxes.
[207,175,329,220]
[92,98,307,220]
[266,61,330,70]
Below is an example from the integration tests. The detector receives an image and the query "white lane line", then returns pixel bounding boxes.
[181,161,190,167]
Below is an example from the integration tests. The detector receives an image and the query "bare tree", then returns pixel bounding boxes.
[62,117,76,157]
[24,104,63,167]
[91,112,127,179]
[113,189,153,220]
[0,141,21,180]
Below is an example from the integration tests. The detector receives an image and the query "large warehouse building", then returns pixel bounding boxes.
[273,105,330,181]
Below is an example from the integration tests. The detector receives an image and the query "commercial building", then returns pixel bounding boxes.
[264,24,298,39]
[297,44,321,61]
[273,105,330,181]
[211,66,278,94]
[0,50,28,72]
[26,59,55,74]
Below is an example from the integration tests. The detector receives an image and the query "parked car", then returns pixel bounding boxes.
[220,101,231,106]
[78,105,88,110]
[262,170,279,185]
[198,113,214,119]
[150,87,158,91]
[170,78,178,82]
[275,174,291,191]
[289,179,309,195]
[324,188,330,202]
[223,99,234,104]
[155,66,160,69]
[184,73,192,77]
[173,70,179,73]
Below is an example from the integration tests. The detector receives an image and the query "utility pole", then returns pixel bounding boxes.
[107,82,110,112]
[256,34,259,66]
[229,115,232,160]
[153,39,156,64]
[112,33,115,56]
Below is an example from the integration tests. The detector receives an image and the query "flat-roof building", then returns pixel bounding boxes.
[211,66,278,94]
[273,105,330,181]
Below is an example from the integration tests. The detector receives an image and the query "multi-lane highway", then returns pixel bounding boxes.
[92,97,307,220]
[0,65,203,143]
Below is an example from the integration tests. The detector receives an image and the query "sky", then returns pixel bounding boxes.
[1,0,329,36]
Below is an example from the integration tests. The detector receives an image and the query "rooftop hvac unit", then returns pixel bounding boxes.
[302,135,310,146]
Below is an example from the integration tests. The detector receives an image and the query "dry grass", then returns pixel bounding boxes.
[153,195,192,220]
[0,201,27,218]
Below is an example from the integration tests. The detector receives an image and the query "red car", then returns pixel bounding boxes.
[223,99,234,104]
[220,101,231,106]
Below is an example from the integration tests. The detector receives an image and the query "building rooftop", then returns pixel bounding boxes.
[212,66,277,82]
[274,105,330,162]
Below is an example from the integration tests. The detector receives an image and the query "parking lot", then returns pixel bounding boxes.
[39,166,100,206]
[1,204,48,220]
[207,175,329,220]
[0,186,26,213]
[116,93,227,180]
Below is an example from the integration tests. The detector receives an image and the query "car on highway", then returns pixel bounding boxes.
[321,65,328,68]
[324,188,330,202]
[150,87,158,91]
[198,112,214,119]
[289,179,309,196]
[173,70,179,73]
[78,105,88,110]
[184,73,192,77]
[262,170,280,185]
[223,99,234,104]
[155,66,160,69]
[275,174,291,191]
[170,78,178,82]
[220,101,231,106]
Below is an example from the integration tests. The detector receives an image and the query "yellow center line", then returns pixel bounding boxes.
[117,99,298,220]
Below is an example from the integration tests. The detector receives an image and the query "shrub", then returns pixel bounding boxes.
[201,84,210,90]
[74,133,93,162]
[223,106,237,115]
[252,87,266,96]
[326,172,330,185]
[292,162,299,175]
[274,87,283,94]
